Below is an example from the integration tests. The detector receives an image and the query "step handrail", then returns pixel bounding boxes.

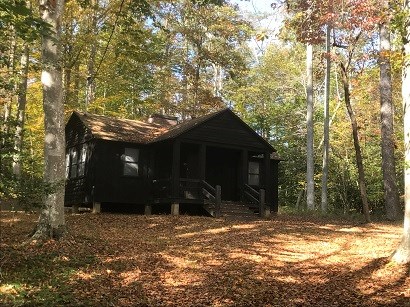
[201,180,221,217]
[244,184,259,199]
[243,184,268,218]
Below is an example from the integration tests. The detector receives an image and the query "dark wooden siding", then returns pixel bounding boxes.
[181,112,271,151]
[271,160,279,213]
[65,114,95,205]
[65,113,93,148]
[93,140,151,204]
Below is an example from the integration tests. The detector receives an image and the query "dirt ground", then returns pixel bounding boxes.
[0,211,409,306]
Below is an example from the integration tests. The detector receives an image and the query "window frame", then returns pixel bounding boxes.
[248,161,260,186]
[67,144,88,179]
[69,148,79,179]
[77,145,87,177]
[122,147,139,177]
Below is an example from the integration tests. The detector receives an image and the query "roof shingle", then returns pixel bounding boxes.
[74,108,228,144]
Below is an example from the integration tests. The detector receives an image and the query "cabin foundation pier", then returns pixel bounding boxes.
[92,202,101,214]
[171,203,180,216]
[145,204,152,215]
[72,205,79,214]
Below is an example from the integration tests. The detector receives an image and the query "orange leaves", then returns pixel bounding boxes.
[1,212,409,306]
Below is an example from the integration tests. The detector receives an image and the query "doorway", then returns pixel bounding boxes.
[206,147,241,201]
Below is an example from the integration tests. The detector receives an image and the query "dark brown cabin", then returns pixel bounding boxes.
[65,108,280,218]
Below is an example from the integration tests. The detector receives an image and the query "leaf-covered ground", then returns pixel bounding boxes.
[1,211,409,306]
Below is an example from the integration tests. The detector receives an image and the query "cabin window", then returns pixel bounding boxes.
[65,153,70,179]
[248,161,260,186]
[122,148,139,176]
[67,144,87,179]
[70,148,78,178]
[78,145,87,177]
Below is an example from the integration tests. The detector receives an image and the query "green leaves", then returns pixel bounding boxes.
[0,0,50,42]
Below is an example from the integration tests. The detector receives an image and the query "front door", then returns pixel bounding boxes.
[206,147,240,201]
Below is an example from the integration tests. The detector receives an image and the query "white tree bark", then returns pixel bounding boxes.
[12,43,30,177]
[321,25,331,213]
[393,0,410,263]
[33,0,66,240]
[306,43,315,210]
[85,0,98,110]
[379,11,400,221]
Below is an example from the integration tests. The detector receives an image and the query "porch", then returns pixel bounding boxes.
[150,140,274,217]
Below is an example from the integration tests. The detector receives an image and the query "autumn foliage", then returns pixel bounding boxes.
[1,212,409,306]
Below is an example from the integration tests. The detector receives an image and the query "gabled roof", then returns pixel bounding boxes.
[71,111,168,144]
[151,108,228,143]
[70,108,275,151]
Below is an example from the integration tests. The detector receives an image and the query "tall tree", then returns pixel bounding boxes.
[392,0,410,264]
[321,24,331,213]
[340,60,371,223]
[379,2,400,221]
[12,42,30,177]
[306,42,315,210]
[32,0,66,240]
[85,0,98,110]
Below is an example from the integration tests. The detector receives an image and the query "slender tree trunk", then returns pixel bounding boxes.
[2,27,16,150]
[33,0,66,240]
[306,43,315,210]
[392,0,410,263]
[12,43,30,177]
[379,18,400,221]
[193,60,201,116]
[73,61,80,108]
[85,0,98,110]
[340,63,371,223]
[182,37,189,108]
[63,64,71,106]
[321,25,331,213]
[212,63,222,97]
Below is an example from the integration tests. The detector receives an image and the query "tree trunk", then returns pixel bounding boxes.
[33,0,66,240]
[73,61,80,108]
[340,63,371,223]
[63,64,71,106]
[85,0,98,110]
[392,0,410,263]
[379,18,400,221]
[12,43,30,177]
[321,25,331,213]
[306,43,315,210]
[1,27,16,153]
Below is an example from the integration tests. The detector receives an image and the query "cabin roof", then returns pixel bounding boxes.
[73,111,168,144]
[71,108,275,151]
[151,108,228,143]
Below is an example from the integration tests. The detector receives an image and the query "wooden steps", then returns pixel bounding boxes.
[203,201,259,220]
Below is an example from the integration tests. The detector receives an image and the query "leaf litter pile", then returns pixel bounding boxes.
[1,212,409,306]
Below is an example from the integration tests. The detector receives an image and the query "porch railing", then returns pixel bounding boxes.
[201,180,221,217]
[152,178,221,215]
[244,184,268,217]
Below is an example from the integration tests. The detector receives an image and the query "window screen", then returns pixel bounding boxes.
[123,148,139,176]
[70,148,78,178]
[78,145,87,177]
[248,161,260,186]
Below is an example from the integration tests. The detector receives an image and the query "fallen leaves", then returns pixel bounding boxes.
[0,212,409,306]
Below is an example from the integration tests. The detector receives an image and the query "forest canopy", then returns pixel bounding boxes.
[0,0,407,219]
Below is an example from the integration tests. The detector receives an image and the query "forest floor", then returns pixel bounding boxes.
[0,211,409,306]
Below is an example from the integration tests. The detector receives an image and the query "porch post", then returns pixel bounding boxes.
[72,204,79,214]
[241,149,248,200]
[263,152,272,213]
[171,203,180,216]
[92,202,101,214]
[144,204,152,215]
[171,140,181,199]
